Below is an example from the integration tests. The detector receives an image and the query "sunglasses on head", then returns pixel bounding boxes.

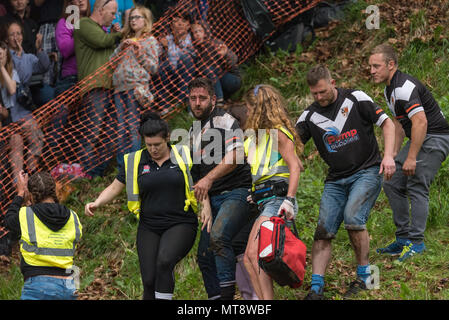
[102,0,112,8]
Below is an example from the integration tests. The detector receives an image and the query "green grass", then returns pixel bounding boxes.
[2,0,449,300]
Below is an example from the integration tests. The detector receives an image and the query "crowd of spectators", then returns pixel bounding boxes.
[0,0,242,179]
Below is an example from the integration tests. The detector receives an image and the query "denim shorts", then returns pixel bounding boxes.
[21,275,77,300]
[259,196,298,218]
[315,166,382,240]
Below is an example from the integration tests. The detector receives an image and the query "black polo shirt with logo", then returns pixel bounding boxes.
[117,148,197,233]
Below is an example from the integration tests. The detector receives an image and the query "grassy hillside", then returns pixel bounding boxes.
[2,0,449,300]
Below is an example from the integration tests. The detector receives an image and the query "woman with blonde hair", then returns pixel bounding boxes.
[242,84,303,300]
[110,4,159,170]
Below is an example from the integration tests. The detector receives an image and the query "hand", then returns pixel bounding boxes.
[246,193,255,204]
[159,35,168,48]
[49,52,58,62]
[216,43,228,57]
[379,156,396,180]
[277,198,295,220]
[17,170,28,197]
[111,23,121,33]
[193,176,213,202]
[15,38,23,57]
[35,33,43,51]
[402,157,417,176]
[200,202,212,233]
[85,202,98,217]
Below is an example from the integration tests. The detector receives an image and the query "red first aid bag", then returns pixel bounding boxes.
[258,216,307,288]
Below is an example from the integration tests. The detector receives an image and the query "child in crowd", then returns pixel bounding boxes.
[156,9,195,110]
[191,20,241,106]
[111,4,159,169]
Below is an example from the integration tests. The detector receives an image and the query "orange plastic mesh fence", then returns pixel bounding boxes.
[0,0,321,240]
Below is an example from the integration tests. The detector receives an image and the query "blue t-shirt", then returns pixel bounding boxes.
[90,0,135,27]
[1,69,32,123]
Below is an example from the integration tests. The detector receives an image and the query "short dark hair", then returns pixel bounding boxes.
[188,77,215,97]
[167,6,192,24]
[139,110,169,138]
[306,64,332,87]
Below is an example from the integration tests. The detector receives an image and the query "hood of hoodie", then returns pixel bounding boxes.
[30,203,71,232]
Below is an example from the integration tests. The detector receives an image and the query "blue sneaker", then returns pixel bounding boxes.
[397,242,426,262]
[376,238,411,256]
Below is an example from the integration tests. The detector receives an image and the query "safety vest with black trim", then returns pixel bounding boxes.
[19,207,82,269]
[244,126,295,188]
[124,144,198,219]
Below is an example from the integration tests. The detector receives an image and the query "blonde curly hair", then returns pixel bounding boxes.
[242,84,303,155]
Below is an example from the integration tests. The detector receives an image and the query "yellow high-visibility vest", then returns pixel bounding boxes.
[244,126,295,188]
[19,207,82,270]
[124,144,198,219]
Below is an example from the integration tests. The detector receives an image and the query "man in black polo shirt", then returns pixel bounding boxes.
[369,44,449,262]
[188,77,252,300]
[296,65,396,299]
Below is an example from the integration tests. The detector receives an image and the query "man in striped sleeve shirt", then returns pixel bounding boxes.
[296,65,396,299]
[369,44,449,262]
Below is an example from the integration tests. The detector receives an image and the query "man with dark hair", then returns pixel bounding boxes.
[369,44,449,262]
[296,64,396,299]
[188,77,253,300]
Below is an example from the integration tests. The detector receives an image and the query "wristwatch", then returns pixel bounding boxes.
[285,196,295,204]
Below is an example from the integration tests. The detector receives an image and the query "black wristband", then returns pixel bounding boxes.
[286,196,295,204]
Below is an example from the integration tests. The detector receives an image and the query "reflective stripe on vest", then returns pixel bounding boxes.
[244,127,294,185]
[124,145,198,217]
[19,207,81,269]
[124,150,142,218]
[171,145,198,213]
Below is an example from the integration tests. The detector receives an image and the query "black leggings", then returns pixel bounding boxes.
[136,223,197,300]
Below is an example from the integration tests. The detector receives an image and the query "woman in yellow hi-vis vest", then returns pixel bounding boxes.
[236,85,303,300]
[85,111,211,300]
[5,171,82,300]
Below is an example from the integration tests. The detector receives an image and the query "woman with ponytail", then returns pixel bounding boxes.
[85,111,211,300]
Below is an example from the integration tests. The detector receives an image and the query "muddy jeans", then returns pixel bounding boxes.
[315,165,382,240]
[383,134,449,243]
[197,187,250,298]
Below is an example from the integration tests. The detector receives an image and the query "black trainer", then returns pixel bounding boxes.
[304,290,325,300]
[343,278,368,298]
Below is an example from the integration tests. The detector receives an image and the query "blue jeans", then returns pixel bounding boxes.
[157,54,196,111]
[80,88,114,178]
[31,84,55,107]
[46,76,78,155]
[21,276,77,300]
[315,166,382,240]
[214,72,242,100]
[114,90,142,171]
[197,188,251,297]
[55,75,77,97]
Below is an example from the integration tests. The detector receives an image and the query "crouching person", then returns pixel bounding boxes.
[5,171,82,300]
